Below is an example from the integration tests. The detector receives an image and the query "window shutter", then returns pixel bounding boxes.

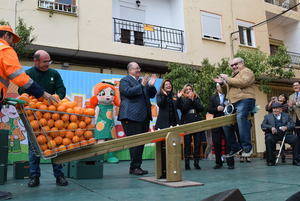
[201,12,222,40]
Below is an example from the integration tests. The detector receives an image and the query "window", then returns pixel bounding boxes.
[237,20,255,47]
[201,11,222,40]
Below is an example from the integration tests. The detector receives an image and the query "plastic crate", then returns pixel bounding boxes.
[13,161,30,179]
[69,155,104,179]
[0,164,7,185]
[0,130,9,148]
[0,147,8,164]
[62,162,70,178]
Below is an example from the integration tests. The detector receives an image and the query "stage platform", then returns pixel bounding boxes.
[1,158,299,201]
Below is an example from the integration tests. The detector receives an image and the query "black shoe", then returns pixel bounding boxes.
[193,159,201,170]
[267,162,275,166]
[240,157,245,163]
[56,176,68,186]
[292,161,300,166]
[185,159,191,170]
[28,176,40,187]
[228,165,235,169]
[129,168,148,175]
[225,149,242,158]
[213,164,222,169]
[245,157,251,163]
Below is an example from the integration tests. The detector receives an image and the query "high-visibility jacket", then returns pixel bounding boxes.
[0,39,34,100]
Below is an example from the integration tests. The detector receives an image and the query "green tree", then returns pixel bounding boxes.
[164,47,294,111]
[0,18,35,57]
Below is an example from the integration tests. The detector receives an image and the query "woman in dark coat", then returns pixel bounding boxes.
[155,79,179,130]
[177,84,204,170]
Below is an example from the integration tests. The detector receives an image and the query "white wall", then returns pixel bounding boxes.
[112,0,184,29]
[284,22,300,53]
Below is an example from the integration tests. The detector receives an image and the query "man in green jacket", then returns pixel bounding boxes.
[18,50,67,187]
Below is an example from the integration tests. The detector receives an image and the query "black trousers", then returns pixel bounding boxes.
[265,133,300,163]
[121,120,149,169]
[212,127,225,165]
[184,132,204,159]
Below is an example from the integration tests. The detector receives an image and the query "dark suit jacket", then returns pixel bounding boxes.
[261,112,295,135]
[118,75,157,122]
[208,93,226,118]
[155,92,179,129]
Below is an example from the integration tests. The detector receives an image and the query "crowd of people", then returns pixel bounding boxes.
[1,26,300,196]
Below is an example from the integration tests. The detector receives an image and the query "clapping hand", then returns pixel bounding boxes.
[213,76,224,84]
[149,74,157,86]
[141,75,150,86]
[271,127,277,134]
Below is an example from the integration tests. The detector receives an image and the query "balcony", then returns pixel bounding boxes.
[113,18,184,52]
[288,51,300,65]
[38,0,77,15]
[265,0,298,11]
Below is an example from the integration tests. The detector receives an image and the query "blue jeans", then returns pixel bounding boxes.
[234,98,255,153]
[28,143,64,178]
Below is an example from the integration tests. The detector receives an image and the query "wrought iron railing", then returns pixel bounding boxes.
[38,0,77,15]
[288,51,300,65]
[265,0,298,11]
[113,18,184,52]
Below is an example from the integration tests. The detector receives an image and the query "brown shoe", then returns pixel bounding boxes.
[129,168,148,175]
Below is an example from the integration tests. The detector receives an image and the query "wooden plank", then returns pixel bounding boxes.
[54,114,247,164]
[166,132,182,182]
[155,142,163,179]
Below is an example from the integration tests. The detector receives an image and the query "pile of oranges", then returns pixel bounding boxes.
[19,93,96,158]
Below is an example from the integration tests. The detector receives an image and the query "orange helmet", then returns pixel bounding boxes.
[0,25,20,43]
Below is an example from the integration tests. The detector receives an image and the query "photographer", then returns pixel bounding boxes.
[261,102,300,166]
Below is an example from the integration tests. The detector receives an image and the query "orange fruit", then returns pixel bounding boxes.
[59,130,67,138]
[57,105,66,112]
[84,131,93,139]
[44,149,54,157]
[56,145,66,152]
[40,144,48,151]
[47,140,57,149]
[63,121,69,129]
[68,122,78,130]
[52,113,60,120]
[70,115,78,122]
[48,105,56,111]
[39,118,48,127]
[19,95,30,102]
[21,93,29,97]
[50,127,59,138]
[66,131,75,139]
[47,119,55,128]
[84,117,92,124]
[61,114,70,122]
[66,108,74,114]
[35,111,43,119]
[41,126,50,132]
[28,115,34,121]
[35,102,43,108]
[31,98,38,103]
[28,103,37,109]
[75,130,84,137]
[38,97,44,102]
[25,108,33,115]
[54,136,63,145]
[54,120,64,129]
[62,138,71,146]
[84,108,95,116]
[78,121,86,129]
[30,120,39,130]
[80,140,88,147]
[43,112,51,120]
[38,104,48,110]
[73,107,82,114]
[37,135,47,144]
[72,135,80,143]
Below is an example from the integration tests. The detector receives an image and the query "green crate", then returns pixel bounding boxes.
[62,163,70,178]
[13,161,29,179]
[75,155,104,163]
[0,164,7,185]
[70,159,103,179]
[0,130,9,148]
[0,147,8,164]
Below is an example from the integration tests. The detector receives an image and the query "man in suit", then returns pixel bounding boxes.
[118,62,157,175]
[261,102,300,166]
[288,82,300,136]
[208,84,235,169]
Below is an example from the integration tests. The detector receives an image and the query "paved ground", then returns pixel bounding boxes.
[1,158,300,201]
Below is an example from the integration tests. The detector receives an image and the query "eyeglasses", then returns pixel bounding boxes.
[131,67,141,70]
[42,60,53,65]
[230,62,240,67]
